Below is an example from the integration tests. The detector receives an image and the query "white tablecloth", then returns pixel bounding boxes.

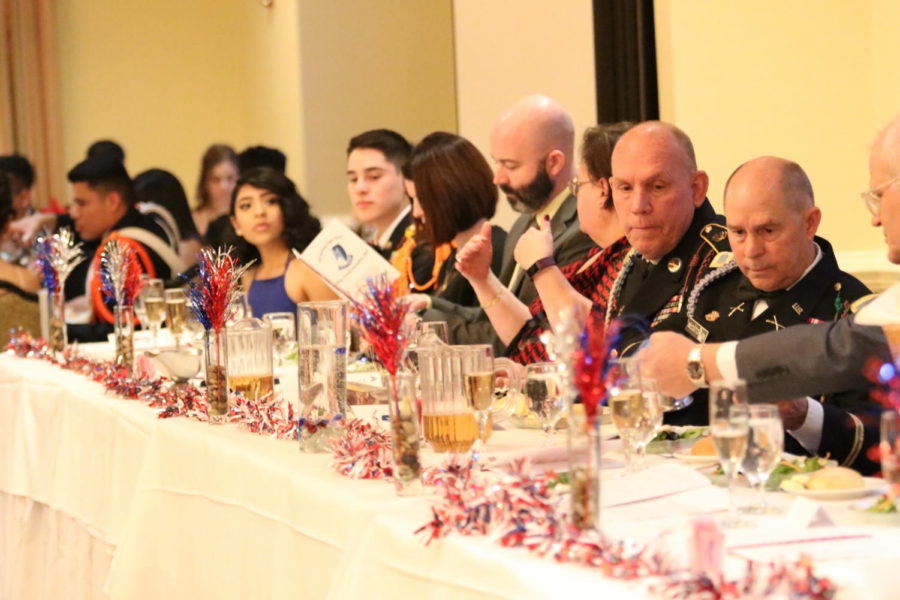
[3,351,900,600]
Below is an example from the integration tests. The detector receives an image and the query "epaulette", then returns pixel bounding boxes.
[699,223,732,268]
[849,293,879,314]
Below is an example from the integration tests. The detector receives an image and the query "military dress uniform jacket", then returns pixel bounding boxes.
[605,199,731,357]
[669,236,878,472]
[422,193,595,353]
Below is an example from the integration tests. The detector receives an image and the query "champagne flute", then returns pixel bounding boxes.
[880,410,900,500]
[133,274,150,331]
[524,362,566,444]
[458,344,495,455]
[164,288,189,349]
[608,358,660,474]
[709,379,750,528]
[739,404,783,514]
[263,311,297,367]
[140,278,165,350]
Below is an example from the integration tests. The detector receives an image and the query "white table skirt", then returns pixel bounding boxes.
[3,351,900,600]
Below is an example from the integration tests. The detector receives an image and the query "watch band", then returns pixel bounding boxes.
[525,256,556,279]
[686,345,707,387]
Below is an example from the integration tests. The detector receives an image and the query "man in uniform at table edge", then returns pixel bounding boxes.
[639,115,900,474]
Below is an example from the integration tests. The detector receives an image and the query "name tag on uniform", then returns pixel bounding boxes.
[686,317,709,343]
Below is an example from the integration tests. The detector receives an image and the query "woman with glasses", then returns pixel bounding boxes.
[455,123,632,364]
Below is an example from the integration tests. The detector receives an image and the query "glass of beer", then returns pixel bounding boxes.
[418,345,478,454]
[164,288,189,349]
[709,379,750,528]
[226,317,275,403]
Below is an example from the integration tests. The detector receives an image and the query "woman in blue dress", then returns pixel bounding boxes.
[230,168,336,318]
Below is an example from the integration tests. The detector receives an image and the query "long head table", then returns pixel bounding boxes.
[2,349,900,599]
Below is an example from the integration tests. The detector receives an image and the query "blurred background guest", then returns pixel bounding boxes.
[192,143,238,240]
[134,168,203,268]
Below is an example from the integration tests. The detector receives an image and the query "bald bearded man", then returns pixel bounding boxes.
[417,95,595,350]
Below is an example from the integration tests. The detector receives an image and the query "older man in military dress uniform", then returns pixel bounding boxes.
[657,156,878,472]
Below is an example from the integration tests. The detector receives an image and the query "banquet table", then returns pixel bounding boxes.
[2,348,900,600]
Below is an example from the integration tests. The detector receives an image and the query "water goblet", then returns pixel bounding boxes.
[739,404,783,514]
[607,358,661,474]
[524,362,566,445]
[709,379,750,528]
[263,311,297,367]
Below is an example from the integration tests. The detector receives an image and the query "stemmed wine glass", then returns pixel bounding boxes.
[263,311,297,367]
[739,404,783,514]
[164,288,189,349]
[709,379,750,528]
[133,274,150,332]
[139,278,165,350]
[607,358,662,474]
[459,344,495,456]
[524,362,566,445]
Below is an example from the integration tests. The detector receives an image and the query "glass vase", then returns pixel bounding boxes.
[113,305,135,375]
[568,407,601,531]
[48,288,66,354]
[386,371,422,495]
[205,328,229,424]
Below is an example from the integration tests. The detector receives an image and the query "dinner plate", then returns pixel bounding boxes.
[779,477,887,501]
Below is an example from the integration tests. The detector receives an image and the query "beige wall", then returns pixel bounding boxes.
[52,0,456,219]
[655,0,896,265]
[296,0,457,216]
[453,0,597,230]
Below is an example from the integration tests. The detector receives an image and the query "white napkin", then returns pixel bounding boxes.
[600,462,711,508]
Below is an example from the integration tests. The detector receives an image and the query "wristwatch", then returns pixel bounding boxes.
[525,256,556,279]
[686,345,707,388]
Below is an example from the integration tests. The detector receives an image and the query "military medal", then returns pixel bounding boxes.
[705,310,719,322]
[686,317,709,343]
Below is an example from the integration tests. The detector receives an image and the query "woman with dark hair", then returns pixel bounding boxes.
[230,167,335,317]
[402,132,506,306]
[455,123,633,363]
[192,144,238,238]
[134,168,203,268]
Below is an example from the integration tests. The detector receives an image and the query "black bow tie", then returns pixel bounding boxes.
[734,276,784,302]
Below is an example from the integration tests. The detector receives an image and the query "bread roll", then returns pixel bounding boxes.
[806,466,864,491]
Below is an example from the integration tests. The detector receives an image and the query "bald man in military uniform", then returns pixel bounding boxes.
[657,156,878,472]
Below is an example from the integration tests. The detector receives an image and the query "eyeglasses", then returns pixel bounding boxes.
[861,175,900,216]
[567,177,593,197]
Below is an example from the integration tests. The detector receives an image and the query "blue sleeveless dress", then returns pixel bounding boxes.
[247,257,296,318]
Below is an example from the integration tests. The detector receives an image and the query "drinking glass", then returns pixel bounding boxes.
[523,362,566,444]
[140,278,165,349]
[607,359,661,473]
[227,318,275,402]
[739,404,783,514]
[709,379,750,528]
[881,410,900,498]
[164,288,189,349]
[418,321,449,345]
[133,274,150,331]
[263,311,297,367]
[297,300,349,426]
[458,344,495,454]
[418,345,477,454]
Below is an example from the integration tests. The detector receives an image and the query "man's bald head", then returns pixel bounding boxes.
[872,115,900,178]
[724,156,815,213]
[490,94,575,212]
[609,120,708,260]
